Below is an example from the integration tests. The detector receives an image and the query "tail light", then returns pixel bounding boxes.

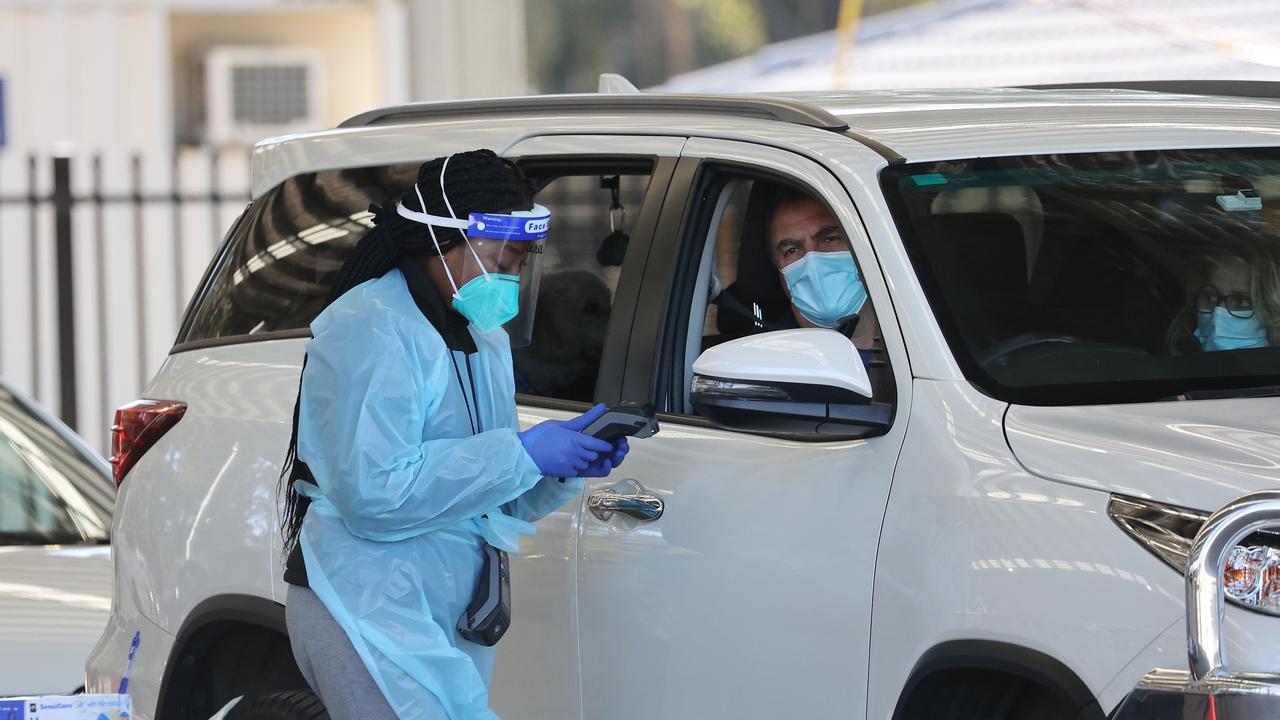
[109,399,187,487]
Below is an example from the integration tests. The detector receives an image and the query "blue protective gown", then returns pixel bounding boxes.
[293,268,584,719]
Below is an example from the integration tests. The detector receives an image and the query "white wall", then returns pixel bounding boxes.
[406,0,529,100]
[169,7,384,134]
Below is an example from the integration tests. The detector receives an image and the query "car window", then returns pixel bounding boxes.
[181,163,419,343]
[673,169,894,415]
[882,148,1280,405]
[0,386,113,544]
[513,171,652,403]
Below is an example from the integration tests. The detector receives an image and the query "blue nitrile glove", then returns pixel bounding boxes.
[582,437,629,478]
[519,405,615,478]
[560,406,630,478]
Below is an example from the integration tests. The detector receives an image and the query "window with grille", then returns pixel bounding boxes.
[232,65,311,125]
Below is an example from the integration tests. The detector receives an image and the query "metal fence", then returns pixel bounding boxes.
[0,150,250,452]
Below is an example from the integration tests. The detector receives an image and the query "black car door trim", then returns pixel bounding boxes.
[594,154,681,405]
[619,157,701,405]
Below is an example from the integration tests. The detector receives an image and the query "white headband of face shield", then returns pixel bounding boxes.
[396,154,491,300]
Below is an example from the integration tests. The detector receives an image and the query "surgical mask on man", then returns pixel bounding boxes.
[780,250,868,328]
[1195,306,1270,351]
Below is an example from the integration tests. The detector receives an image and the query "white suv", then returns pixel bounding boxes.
[87,84,1280,719]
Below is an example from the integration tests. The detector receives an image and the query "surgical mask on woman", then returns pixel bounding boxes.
[1195,307,1270,351]
[452,271,520,333]
[780,250,868,328]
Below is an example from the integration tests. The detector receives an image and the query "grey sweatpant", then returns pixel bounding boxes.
[287,584,448,720]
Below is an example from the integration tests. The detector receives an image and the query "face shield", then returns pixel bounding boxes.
[397,155,549,346]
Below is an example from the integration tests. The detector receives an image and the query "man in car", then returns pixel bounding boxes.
[764,187,880,350]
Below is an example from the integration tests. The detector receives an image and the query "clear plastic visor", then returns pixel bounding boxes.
[458,236,544,347]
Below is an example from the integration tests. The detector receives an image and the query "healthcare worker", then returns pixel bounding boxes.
[278,149,629,720]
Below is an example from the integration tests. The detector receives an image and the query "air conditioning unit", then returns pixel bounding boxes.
[205,46,323,145]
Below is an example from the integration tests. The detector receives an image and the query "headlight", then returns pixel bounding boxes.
[1223,545,1280,613]
[1109,495,1280,616]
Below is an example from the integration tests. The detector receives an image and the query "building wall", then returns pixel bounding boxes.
[0,0,527,450]
[169,8,383,138]
[0,4,174,184]
[407,0,529,100]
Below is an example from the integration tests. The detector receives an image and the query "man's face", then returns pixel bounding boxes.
[769,198,850,271]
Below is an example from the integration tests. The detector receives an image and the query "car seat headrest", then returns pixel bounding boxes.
[923,212,1030,344]
[714,183,797,337]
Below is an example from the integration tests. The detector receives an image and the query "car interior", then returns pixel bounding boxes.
[886,159,1280,395]
[513,164,653,403]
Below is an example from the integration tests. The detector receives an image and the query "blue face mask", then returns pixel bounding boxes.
[780,250,868,328]
[1195,307,1270,352]
[452,272,520,334]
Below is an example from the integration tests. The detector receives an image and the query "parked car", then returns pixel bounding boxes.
[0,379,114,696]
[87,81,1280,719]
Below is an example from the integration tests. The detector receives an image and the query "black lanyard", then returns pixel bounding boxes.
[448,351,483,435]
[397,258,485,436]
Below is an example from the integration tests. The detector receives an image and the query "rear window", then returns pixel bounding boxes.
[180,163,417,344]
[882,148,1280,405]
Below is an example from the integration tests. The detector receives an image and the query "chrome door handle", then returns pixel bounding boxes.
[588,480,663,522]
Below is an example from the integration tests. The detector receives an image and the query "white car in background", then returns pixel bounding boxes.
[88,81,1280,719]
[0,380,114,696]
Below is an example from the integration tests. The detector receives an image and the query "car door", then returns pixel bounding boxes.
[575,138,912,719]
[487,135,685,720]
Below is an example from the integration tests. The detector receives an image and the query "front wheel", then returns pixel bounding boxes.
[901,670,1078,720]
[230,690,329,720]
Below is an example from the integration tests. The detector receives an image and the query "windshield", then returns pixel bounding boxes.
[0,385,113,544]
[882,148,1280,405]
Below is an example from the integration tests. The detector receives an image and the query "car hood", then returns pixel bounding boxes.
[1005,398,1280,512]
[0,544,112,696]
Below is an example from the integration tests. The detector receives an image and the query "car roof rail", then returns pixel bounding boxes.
[1023,80,1280,100]
[337,93,850,132]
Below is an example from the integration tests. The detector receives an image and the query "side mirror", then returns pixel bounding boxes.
[690,329,891,440]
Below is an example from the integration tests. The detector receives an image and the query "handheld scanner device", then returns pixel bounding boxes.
[457,543,511,647]
[583,401,660,442]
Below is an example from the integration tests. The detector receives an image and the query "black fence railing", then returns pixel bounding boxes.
[0,151,249,441]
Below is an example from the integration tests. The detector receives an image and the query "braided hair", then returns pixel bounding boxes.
[279,149,536,554]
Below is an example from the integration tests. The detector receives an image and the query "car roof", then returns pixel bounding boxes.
[252,84,1280,196]
[766,86,1280,160]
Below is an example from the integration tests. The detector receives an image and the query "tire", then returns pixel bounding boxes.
[1008,682,1075,720]
[902,669,1077,720]
[230,690,329,720]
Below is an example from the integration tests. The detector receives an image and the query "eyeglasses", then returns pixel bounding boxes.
[1196,285,1255,319]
